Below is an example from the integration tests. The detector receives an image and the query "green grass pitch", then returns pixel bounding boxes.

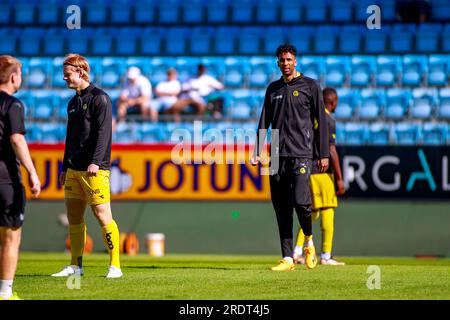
[14,252,450,300]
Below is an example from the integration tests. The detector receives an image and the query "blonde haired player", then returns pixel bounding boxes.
[294,87,346,266]
[52,54,122,278]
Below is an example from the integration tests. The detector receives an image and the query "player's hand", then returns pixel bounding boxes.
[318,158,329,173]
[87,164,99,176]
[29,172,41,198]
[250,155,260,166]
[336,179,345,196]
[59,171,66,186]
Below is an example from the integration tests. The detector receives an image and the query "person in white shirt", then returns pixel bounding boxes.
[117,66,154,122]
[152,68,181,115]
[169,64,224,122]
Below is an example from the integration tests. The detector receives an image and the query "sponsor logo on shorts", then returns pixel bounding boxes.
[88,189,101,196]
[65,186,73,191]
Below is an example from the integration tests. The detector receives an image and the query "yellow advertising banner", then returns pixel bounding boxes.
[23,144,271,200]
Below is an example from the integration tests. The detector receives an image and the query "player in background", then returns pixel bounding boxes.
[0,55,41,300]
[294,87,346,266]
[52,54,122,278]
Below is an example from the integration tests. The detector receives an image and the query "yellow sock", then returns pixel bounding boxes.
[69,223,86,267]
[321,208,335,254]
[102,220,121,268]
[295,228,305,248]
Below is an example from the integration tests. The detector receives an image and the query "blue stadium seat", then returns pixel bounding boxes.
[137,123,165,143]
[410,88,437,119]
[437,88,450,119]
[159,0,180,23]
[402,55,427,87]
[14,3,35,24]
[443,24,450,52]
[376,55,401,87]
[14,90,31,119]
[206,0,228,23]
[25,123,39,143]
[350,55,376,87]
[31,90,56,119]
[26,58,51,88]
[51,57,66,88]
[43,28,66,56]
[416,23,442,53]
[182,0,205,23]
[299,56,325,81]
[0,3,11,24]
[100,57,125,88]
[124,57,151,79]
[66,28,90,55]
[330,0,353,22]
[313,25,337,54]
[428,55,449,86]
[354,0,376,22]
[38,123,65,143]
[324,56,350,87]
[390,24,415,53]
[287,26,313,55]
[214,27,237,55]
[19,28,44,56]
[55,90,74,119]
[140,27,164,55]
[116,28,140,56]
[385,88,411,119]
[134,0,156,23]
[256,0,278,23]
[381,0,396,21]
[238,27,262,55]
[37,3,59,24]
[422,122,447,145]
[431,0,450,21]
[248,57,276,88]
[223,57,249,87]
[0,28,18,54]
[108,89,121,116]
[199,56,225,80]
[335,122,345,145]
[149,57,174,87]
[91,28,114,56]
[174,57,200,83]
[339,25,363,54]
[231,0,254,23]
[334,88,357,119]
[364,25,390,54]
[190,27,213,55]
[305,0,328,22]
[226,89,255,119]
[343,122,368,145]
[393,122,421,145]
[110,0,132,24]
[113,123,138,144]
[368,122,391,145]
[280,0,302,23]
[86,2,107,24]
[165,27,188,55]
[263,26,287,55]
[358,88,384,120]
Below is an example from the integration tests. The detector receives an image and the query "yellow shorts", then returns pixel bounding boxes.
[64,168,111,205]
[309,173,337,211]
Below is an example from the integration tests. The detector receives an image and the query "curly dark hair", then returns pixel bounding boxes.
[275,44,297,58]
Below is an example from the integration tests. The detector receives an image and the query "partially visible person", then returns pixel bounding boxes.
[152,68,181,116]
[168,64,224,122]
[294,87,346,266]
[251,44,329,272]
[52,54,122,279]
[0,55,41,300]
[117,66,154,122]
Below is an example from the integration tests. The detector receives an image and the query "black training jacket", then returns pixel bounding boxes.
[256,74,329,159]
[62,84,112,172]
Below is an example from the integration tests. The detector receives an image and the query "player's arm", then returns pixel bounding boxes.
[312,81,329,172]
[10,134,41,197]
[89,94,112,176]
[251,87,272,165]
[330,144,345,195]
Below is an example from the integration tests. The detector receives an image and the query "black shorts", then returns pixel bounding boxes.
[0,183,26,228]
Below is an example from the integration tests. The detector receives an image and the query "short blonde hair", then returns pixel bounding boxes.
[63,53,90,82]
[0,55,22,85]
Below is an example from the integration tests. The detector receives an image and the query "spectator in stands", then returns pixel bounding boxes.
[152,68,181,118]
[396,0,431,24]
[168,64,224,123]
[117,66,154,122]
